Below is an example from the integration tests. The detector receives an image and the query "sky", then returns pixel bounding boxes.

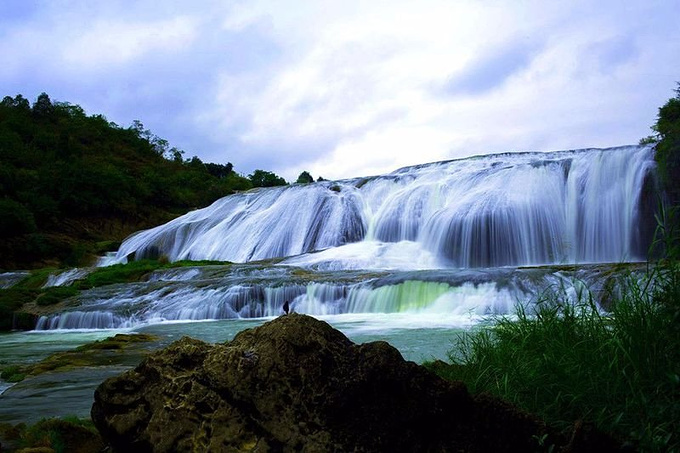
[1,1,679,182]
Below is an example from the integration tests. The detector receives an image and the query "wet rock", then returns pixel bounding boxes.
[91,314,595,452]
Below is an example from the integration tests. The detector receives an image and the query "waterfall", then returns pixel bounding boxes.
[34,146,656,330]
[114,145,655,269]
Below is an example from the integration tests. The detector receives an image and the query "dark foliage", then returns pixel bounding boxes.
[650,83,680,206]
[248,169,287,187]
[296,170,314,184]
[0,93,253,267]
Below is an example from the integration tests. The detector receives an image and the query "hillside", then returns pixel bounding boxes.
[0,93,252,269]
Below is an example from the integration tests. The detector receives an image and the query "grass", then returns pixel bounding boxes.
[427,262,680,451]
[0,416,104,453]
[0,365,25,382]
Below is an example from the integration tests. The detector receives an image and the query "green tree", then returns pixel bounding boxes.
[248,169,287,187]
[651,83,680,205]
[296,171,314,184]
[32,92,54,117]
[205,162,233,178]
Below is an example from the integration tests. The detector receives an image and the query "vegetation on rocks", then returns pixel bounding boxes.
[0,333,157,384]
[295,170,314,184]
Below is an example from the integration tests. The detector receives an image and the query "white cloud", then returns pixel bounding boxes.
[1,0,679,182]
[61,17,199,68]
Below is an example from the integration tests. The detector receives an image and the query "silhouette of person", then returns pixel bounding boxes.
[282,300,290,315]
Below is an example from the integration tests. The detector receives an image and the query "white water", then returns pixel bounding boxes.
[114,145,655,269]
[33,263,637,330]
[31,146,656,330]
[43,268,91,288]
[0,271,29,289]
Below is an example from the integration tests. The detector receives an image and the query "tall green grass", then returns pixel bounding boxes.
[429,263,680,451]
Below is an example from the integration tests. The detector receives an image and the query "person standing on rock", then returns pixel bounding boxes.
[282,300,290,315]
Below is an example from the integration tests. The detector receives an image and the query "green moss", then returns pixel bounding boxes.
[27,333,159,375]
[79,259,230,289]
[94,240,121,253]
[17,268,57,289]
[74,333,158,351]
[36,286,79,306]
[1,365,21,380]
[0,333,159,382]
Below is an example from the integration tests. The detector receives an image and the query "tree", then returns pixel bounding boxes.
[32,92,54,117]
[248,169,287,187]
[205,162,233,179]
[651,83,680,206]
[296,171,314,184]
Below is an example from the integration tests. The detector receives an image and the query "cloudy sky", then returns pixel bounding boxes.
[1,1,678,181]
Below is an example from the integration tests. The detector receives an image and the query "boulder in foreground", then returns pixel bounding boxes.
[91,313,619,452]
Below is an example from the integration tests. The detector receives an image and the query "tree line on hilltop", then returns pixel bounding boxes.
[0,92,319,268]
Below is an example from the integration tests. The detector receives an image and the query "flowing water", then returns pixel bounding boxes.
[0,145,657,425]
[114,145,655,267]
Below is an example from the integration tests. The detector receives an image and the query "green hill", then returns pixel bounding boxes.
[0,93,252,269]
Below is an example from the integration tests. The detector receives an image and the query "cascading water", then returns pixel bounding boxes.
[34,263,637,330]
[34,145,657,330]
[114,145,656,268]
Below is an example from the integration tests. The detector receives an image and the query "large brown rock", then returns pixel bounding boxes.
[90,314,568,452]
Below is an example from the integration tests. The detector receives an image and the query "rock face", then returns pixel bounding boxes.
[91,314,571,452]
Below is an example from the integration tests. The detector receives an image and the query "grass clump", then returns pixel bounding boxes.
[78,259,165,288]
[0,416,104,453]
[429,265,680,451]
[0,365,25,382]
